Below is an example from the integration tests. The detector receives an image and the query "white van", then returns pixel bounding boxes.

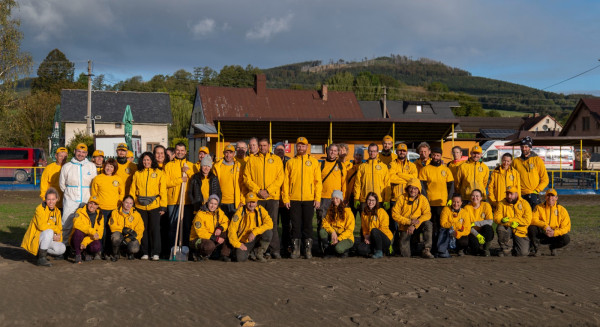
[481,140,574,170]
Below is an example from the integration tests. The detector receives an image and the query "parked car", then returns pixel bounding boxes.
[0,147,47,182]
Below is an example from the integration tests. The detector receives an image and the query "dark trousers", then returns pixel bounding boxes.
[468,225,494,254]
[258,199,280,253]
[279,205,291,254]
[111,231,140,255]
[101,209,113,254]
[139,208,161,256]
[522,193,541,210]
[233,230,273,262]
[388,201,397,235]
[220,203,237,220]
[430,206,444,253]
[71,229,101,256]
[168,204,193,249]
[290,201,314,241]
[191,236,231,258]
[528,226,570,250]
[357,228,391,256]
[456,235,470,252]
[160,211,170,258]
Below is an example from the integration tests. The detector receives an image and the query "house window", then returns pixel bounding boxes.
[546,118,550,124]
[583,117,590,131]
[147,142,159,152]
[115,123,122,129]
[416,105,422,113]
[310,145,324,154]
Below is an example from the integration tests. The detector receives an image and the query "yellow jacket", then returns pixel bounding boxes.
[392,193,432,231]
[464,202,493,223]
[39,162,64,208]
[415,158,432,174]
[531,203,571,237]
[512,156,549,195]
[322,207,355,242]
[457,159,490,200]
[361,207,393,241]
[90,174,125,211]
[164,158,195,205]
[377,151,397,169]
[282,154,322,203]
[440,206,473,238]
[21,203,62,255]
[243,153,284,201]
[190,208,229,241]
[228,205,273,248]
[345,162,361,202]
[353,159,391,202]
[108,207,144,241]
[71,207,104,248]
[418,164,454,206]
[493,197,532,237]
[488,166,521,207]
[213,159,245,207]
[320,160,347,199]
[115,161,137,195]
[447,160,465,189]
[389,159,418,202]
[129,168,167,211]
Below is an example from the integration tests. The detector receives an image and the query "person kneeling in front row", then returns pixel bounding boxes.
[528,189,570,256]
[356,192,392,259]
[228,192,273,262]
[70,196,104,264]
[108,195,144,261]
[439,193,473,257]
[392,178,433,258]
[319,190,355,258]
[21,188,66,266]
[494,186,532,257]
[190,194,231,262]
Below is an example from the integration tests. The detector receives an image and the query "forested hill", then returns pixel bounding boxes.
[262,55,590,121]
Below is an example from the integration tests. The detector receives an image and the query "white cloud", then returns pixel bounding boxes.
[189,18,216,38]
[246,14,293,41]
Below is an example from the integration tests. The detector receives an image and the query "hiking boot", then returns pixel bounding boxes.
[550,248,558,256]
[421,248,434,259]
[271,252,282,260]
[127,254,135,260]
[75,254,82,264]
[457,249,465,257]
[37,249,52,267]
[94,252,102,260]
[483,242,491,257]
[372,250,384,259]
[221,255,231,262]
[304,239,313,259]
[290,239,301,259]
[340,251,349,259]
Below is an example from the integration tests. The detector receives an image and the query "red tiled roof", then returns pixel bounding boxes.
[581,98,600,116]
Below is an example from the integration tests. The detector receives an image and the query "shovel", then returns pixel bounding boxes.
[170,181,189,261]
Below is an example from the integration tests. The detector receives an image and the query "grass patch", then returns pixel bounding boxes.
[0,204,34,245]
[483,109,529,117]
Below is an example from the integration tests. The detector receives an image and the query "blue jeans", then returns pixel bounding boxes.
[437,228,452,257]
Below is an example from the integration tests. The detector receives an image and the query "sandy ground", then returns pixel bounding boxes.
[1,192,600,326]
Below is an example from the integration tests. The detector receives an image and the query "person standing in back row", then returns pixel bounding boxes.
[212,144,244,219]
[40,147,68,213]
[317,144,346,255]
[114,143,137,196]
[354,143,390,213]
[512,137,548,210]
[457,145,489,204]
[377,135,397,168]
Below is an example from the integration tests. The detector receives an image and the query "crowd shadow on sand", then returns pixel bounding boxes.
[0,244,31,263]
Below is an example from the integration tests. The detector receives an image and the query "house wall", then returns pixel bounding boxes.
[65,122,169,153]
[528,116,563,132]
[563,107,600,137]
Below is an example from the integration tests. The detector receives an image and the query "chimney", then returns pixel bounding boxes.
[321,84,328,101]
[383,87,387,118]
[254,74,266,96]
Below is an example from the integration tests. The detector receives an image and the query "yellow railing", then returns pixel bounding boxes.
[0,166,46,185]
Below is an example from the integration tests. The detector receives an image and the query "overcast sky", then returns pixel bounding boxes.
[15,0,600,95]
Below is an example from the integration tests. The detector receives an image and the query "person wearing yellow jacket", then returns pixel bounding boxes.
[319,190,355,258]
[389,143,417,236]
[512,136,549,210]
[488,153,521,208]
[114,143,137,196]
[377,135,397,168]
[439,194,474,256]
[464,189,494,256]
[130,152,167,261]
[283,137,322,259]
[356,192,393,259]
[457,145,489,202]
[243,138,284,259]
[345,147,364,217]
[92,150,105,175]
[164,142,195,256]
[447,146,465,193]
[493,186,532,257]
[22,188,66,266]
[189,194,231,261]
[70,196,104,264]
[392,178,433,258]
[353,143,391,210]
[228,192,273,262]
[192,146,210,174]
[108,195,144,261]
[338,143,353,173]
[415,142,432,174]
[213,145,244,218]
[528,189,571,256]
[40,147,68,210]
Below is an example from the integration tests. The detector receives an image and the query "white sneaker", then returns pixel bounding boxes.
[152,255,160,261]
[141,255,149,260]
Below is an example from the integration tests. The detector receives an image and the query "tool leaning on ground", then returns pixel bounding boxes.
[170,180,189,261]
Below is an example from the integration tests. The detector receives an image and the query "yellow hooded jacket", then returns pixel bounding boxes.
[512,156,549,195]
[108,207,144,240]
[418,163,454,206]
[493,197,532,238]
[282,154,322,203]
[90,174,125,211]
[190,207,230,241]
[243,152,284,201]
[361,207,393,241]
[377,151,397,168]
[353,159,391,202]
[129,168,167,211]
[115,161,137,195]
[389,159,418,202]
[392,192,432,232]
[39,162,64,208]
[228,205,273,248]
[440,206,473,238]
[531,203,571,237]
[21,203,62,255]
[457,159,490,200]
[488,166,521,207]
[213,159,246,207]
[70,207,104,248]
[164,158,195,205]
[345,161,361,202]
[320,160,347,200]
[415,158,432,174]
[322,207,355,242]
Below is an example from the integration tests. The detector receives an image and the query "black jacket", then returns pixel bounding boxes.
[190,172,222,211]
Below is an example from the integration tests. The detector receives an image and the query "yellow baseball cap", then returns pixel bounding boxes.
[396,143,408,151]
[126,150,134,158]
[224,144,235,152]
[92,150,104,157]
[198,146,209,154]
[296,137,308,145]
[76,143,88,151]
[88,196,99,204]
[245,192,258,203]
[471,145,482,153]
[383,135,393,142]
[546,189,557,196]
[505,186,518,193]
[117,143,128,150]
[55,147,68,154]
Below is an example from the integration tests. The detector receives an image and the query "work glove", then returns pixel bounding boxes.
[446,199,452,207]
[354,201,361,209]
[510,221,519,229]
[476,234,485,244]
[501,217,510,223]
[471,222,475,228]
[383,202,390,210]
[122,227,133,236]
[532,190,538,194]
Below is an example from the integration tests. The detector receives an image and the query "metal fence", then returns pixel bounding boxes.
[0,167,44,185]
[548,170,599,190]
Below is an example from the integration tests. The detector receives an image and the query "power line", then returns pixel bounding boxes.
[541,60,600,91]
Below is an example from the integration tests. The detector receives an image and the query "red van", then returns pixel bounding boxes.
[0,147,47,182]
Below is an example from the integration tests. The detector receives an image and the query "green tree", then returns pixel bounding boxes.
[8,91,61,147]
[31,49,75,94]
[214,65,262,87]
[168,92,193,142]
[325,72,354,92]
[0,0,32,103]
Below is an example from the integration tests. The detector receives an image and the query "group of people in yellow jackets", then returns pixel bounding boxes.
[22,135,571,266]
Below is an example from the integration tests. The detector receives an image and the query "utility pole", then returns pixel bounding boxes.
[86,60,93,135]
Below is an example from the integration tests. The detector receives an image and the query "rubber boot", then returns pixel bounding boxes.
[256,240,270,262]
[304,239,313,259]
[290,239,301,259]
[421,247,434,259]
[483,242,491,257]
[37,249,52,267]
[111,245,120,262]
